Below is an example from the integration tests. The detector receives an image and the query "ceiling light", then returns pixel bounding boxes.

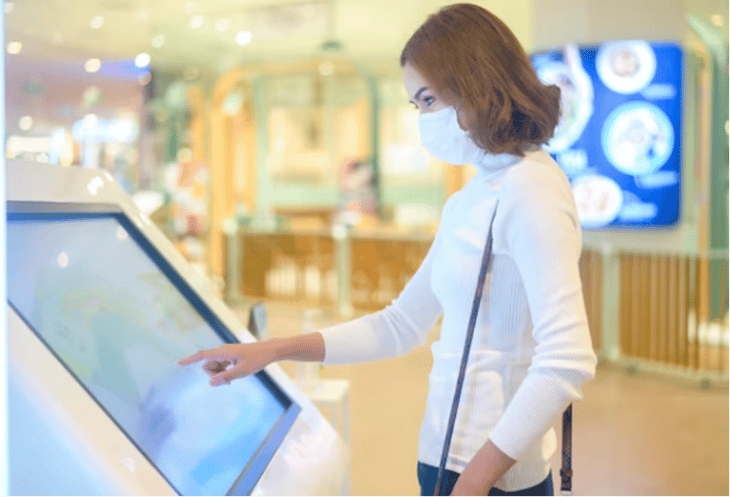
[135,52,151,68]
[215,19,230,32]
[5,2,13,14]
[190,15,204,29]
[711,14,723,27]
[151,34,166,48]
[18,116,33,131]
[90,16,104,29]
[6,41,21,54]
[236,31,251,45]
[85,58,101,73]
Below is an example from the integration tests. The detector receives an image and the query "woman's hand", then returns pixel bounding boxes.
[177,342,278,386]
[450,440,516,495]
[450,474,492,496]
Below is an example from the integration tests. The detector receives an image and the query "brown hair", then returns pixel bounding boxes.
[400,3,560,156]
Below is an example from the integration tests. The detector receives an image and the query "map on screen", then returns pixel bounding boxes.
[7,214,289,495]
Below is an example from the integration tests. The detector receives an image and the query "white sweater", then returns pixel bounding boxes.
[319,148,597,491]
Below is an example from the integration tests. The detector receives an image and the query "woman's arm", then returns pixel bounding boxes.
[271,331,325,362]
[317,235,444,365]
[177,332,325,386]
[487,159,597,461]
[179,233,445,382]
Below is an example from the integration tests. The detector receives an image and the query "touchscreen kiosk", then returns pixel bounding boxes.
[7,159,348,495]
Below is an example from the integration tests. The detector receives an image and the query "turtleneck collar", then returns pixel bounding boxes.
[473,151,522,171]
[471,145,541,174]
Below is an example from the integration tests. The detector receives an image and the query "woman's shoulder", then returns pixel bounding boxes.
[495,150,581,245]
[500,149,573,202]
[507,149,566,182]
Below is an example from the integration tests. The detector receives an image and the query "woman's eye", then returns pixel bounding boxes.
[411,97,435,110]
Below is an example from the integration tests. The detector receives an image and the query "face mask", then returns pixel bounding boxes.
[418,106,486,165]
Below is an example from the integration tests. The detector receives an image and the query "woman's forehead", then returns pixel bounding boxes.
[402,63,430,97]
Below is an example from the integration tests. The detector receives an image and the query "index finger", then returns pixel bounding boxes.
[177,349,217,366]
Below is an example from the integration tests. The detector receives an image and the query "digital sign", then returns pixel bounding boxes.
[532,41,683,228]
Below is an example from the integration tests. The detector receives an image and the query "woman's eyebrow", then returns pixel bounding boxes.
[409,86,429,104]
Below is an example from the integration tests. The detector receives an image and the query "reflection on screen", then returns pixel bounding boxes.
[7,216,287,495]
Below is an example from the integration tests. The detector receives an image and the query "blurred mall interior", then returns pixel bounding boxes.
[3,0,729,495]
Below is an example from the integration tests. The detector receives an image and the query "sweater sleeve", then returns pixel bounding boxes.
[488,161,597,460]
[319,236,444,365]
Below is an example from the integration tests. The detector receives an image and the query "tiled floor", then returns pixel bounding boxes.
[231,301,729,496]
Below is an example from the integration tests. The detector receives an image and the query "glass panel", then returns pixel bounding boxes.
[7,215,287,495]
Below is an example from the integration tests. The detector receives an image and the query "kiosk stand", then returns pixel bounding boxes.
[6,159,349,496]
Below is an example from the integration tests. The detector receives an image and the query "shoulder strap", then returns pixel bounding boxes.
[560,404,573,495]
[434,202,498,496]
[433,201,574,496]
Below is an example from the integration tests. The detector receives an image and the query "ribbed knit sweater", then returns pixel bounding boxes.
[319,148,597,491]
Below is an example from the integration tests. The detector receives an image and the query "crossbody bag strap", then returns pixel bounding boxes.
[434,202,498,496]
[560,404,573,495]
[433,201,574,497]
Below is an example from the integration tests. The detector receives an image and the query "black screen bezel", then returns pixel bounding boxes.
[7,201,301,495]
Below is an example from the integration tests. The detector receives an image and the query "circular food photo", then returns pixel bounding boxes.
[596,40,657,94]
[571,174,623,228]
[602,102,674,176]
[536,59,593,153]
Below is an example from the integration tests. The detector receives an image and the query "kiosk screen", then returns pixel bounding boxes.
[7,210,299,495]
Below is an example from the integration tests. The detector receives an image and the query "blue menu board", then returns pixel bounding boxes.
[531,41,682,228]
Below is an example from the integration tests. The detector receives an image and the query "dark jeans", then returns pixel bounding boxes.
[418,462,554,496]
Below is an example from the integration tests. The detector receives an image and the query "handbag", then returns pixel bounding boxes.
[433,202,573,496]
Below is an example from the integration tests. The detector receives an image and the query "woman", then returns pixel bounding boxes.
[178,4,597,495]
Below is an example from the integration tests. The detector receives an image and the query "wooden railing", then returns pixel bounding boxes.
[618,252,727,372]
[579,250,603,355]
[226,230,728,376]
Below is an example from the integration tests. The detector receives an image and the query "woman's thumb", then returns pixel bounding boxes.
[210,370,234,386]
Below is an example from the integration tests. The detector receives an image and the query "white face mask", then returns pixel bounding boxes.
[418,106,486,165]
